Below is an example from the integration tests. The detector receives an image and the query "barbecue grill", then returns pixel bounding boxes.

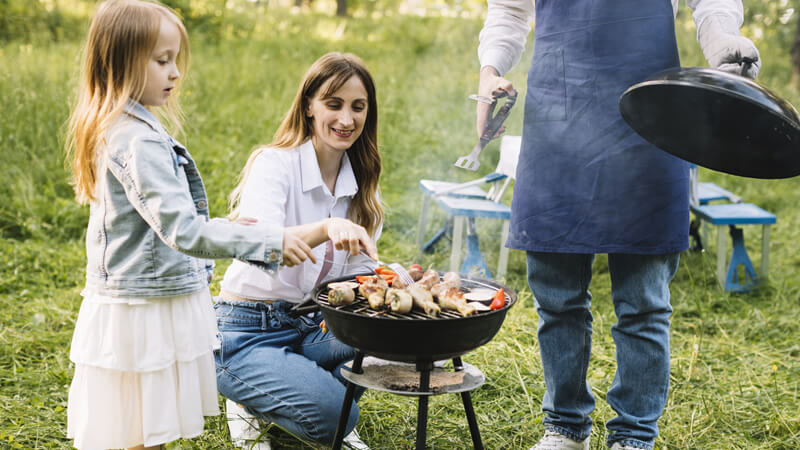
[291,272,517,449]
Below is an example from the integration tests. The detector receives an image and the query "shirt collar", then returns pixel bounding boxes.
[123,99,167,135]
[300,139,358,198]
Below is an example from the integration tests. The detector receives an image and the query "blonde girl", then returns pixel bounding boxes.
[214,52,381,449]
[64,1,316,448]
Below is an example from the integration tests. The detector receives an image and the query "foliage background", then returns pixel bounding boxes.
[1,0,799,448]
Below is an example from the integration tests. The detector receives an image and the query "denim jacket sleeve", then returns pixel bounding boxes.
[106,132,282,273]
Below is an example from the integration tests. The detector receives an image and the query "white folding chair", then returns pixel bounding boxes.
[416,135,522,279]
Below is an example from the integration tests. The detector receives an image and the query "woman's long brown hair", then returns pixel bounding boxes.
[229,52,383,237]
[65,0,189,204]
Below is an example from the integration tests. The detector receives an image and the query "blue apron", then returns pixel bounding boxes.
[509,0,689,254]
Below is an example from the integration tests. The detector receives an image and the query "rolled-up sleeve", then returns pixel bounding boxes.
[687,0,744,36]
[478,0,534,76]
[107,136,283,272]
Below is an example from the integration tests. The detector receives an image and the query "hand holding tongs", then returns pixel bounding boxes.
[454,90,517,171]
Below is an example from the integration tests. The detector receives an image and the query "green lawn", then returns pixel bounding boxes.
[1,9,799,449]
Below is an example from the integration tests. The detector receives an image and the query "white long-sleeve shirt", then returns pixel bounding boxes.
[220,140,380,303]
[478,0,745,76]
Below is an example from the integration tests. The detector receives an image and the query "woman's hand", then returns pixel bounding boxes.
[326,218,378,260]
[282,228,316,267]
[477,65,516,138]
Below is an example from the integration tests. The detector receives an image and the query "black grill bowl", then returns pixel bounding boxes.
[309,273,517,363]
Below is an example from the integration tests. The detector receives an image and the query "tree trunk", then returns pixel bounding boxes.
[792,11,800,86]
[336,0,347,17]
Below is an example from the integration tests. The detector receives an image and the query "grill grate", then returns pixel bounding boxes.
[317,277,511,321]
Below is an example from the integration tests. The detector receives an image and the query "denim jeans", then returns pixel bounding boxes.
[526,252,679,450]
[213,299,361,446]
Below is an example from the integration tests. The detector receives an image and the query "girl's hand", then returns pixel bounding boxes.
[326,218,378,260]
[282,228,316,267]
[235,217,258,226]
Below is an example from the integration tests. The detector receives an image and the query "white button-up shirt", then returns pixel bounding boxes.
[478,0,745,76]
[220,140,380,302]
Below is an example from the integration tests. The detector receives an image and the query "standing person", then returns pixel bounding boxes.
[475,1,759,449]
[64,1,316,449]
[215,52,380,450]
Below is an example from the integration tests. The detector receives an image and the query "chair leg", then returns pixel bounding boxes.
[461,219,491,278]
[761,225,770,279]
[417,193,431,250]
[496,220,510,280]
[716,226,726,288]
[725,226,758,292]
[451,216,465,273]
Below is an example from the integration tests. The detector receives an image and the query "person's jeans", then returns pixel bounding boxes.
[526,252,679,450]
[213,299,361,446]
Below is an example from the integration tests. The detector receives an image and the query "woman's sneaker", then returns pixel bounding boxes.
[226,399,272,450]
[530,429,589,450]
[343,429,370,450]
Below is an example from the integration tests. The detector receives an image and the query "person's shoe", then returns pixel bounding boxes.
[609,443,641,450]
[342,429,370,450]
[530,429,589,450]
[226,399,272,450]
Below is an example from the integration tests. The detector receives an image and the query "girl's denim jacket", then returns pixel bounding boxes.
[85,101,282,297]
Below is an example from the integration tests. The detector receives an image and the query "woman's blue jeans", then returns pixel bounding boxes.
[213,299,361,446]
[526,252,679,450]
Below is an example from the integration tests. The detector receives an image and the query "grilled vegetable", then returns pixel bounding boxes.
[489,288,506,310]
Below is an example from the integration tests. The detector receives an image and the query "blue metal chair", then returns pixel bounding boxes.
[416,135,521,279]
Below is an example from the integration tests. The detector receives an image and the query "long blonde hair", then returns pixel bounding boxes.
[229,52,383,237]
[65,0,189,204]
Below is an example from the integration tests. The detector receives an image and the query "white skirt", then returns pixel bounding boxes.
[67,288,221,449]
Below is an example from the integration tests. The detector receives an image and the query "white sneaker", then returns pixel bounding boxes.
[530,429,589,450]
[226,399,272,450]
[343,429,370,450]
[610,443,640,450]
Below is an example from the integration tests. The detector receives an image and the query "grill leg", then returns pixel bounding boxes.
[416,361,433,450]
[453,357,483,450]
[332,351,364,450]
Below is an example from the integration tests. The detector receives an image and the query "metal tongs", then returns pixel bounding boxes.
[454,90,517,171]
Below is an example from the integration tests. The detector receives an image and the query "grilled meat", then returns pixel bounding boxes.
[385,288,413,314]
[327,285,355,306]
[430,271,461,297]
[437,287,477,317]
[358,275,389,310]
[407,284,441,316]
[416,270,440,289]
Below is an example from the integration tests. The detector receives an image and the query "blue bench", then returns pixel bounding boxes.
[690,203,776,292]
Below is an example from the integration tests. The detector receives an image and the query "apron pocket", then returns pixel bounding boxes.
[527,49,567,122]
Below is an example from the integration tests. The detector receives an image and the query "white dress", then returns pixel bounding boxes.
[67,288,220,449]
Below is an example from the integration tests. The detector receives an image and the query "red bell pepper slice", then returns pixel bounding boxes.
[490,288,505,310]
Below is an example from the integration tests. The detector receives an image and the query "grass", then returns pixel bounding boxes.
[1,7,799,449]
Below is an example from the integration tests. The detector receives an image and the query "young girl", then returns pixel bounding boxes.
[64,1,316,449]
[214,52,382,449]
